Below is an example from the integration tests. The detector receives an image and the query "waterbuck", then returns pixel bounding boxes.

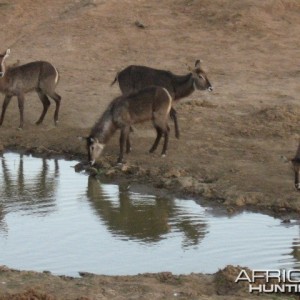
[292,141,300,190]
[82,86,172,165]
[0,49,61,129]
[111,60,213,138]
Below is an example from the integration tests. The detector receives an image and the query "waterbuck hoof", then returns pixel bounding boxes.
[55,121,59,127]
[161,154,166,158]
[18,127,23,131]
[35,121,42,125]
[116,161,127,167]
[116,159,124,165]
[175,133,180,139]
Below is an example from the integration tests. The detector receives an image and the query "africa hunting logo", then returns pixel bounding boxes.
[235,269,300,293]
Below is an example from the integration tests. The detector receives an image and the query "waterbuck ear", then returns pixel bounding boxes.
[1,49,10,60]
[77,136,89,142]
[195,59,202,69]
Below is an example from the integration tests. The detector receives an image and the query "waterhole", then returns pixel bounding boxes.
[0,152,300,277]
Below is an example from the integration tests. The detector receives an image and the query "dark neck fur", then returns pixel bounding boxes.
[172,73,194,100]
[90,106,117,144]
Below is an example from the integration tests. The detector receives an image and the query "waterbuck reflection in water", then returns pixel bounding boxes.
[2,153,300,275]
[292,141,300,190]
[86,176,208,247]
[0,205,5,233]
[0,153,59,216]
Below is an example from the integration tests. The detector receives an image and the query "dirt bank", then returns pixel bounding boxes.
[0,0,300,298]
[0,265,296,300]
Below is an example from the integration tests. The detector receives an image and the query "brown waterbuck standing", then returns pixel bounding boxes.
[291,141,300,190]
[81,86,173,165]
[0,49,61,129]
[111,60,213,138]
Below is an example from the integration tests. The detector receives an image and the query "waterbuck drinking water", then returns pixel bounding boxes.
[292,141,300,190]
[111,60,213,138]
[0,49,61,129]
[82,86,173,165]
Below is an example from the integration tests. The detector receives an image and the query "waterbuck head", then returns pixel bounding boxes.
[291,141,300,191]
[191,60,213,92]
[84,137,105,166]
[0,49,10,77]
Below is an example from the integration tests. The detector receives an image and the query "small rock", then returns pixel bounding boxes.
[74,162,86,172]
[177,176,194,189]
[87,167,99,176]
[121,164,129,172]
[79,271,94,277]
[105,169,116,176]
[235,197,246,207]
[134,20,145,29]
[164,168,182,178]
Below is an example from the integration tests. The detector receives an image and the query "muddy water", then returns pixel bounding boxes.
[0,152,300,277]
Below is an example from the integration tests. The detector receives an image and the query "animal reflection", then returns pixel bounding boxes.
[0,204,6,233]
[0,154,59,215]
[86,176,207,247]
[289,225,300,269]
[292,141,300,190]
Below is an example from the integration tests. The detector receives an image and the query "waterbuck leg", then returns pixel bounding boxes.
[149,127,162,153]
[170,107,180,139]
[49,92,61,126]
[161,127,170,157]
[36,89,51,125]
[0,95,12,126]
[295,169,300,190]
[126,134,131,154]
[17,93,25,129]
[118,126,130,164]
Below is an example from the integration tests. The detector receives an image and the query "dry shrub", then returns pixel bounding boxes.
[256,105,300,123]
[264,0,300,14]
[0,289,56,300]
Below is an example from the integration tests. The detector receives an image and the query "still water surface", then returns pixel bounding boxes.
[0,152,300,276]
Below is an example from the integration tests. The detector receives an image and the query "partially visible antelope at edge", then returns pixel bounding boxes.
[81,86,173,165]
[0,49,61,129]
[292,141,300,190]
[111,60,213,139]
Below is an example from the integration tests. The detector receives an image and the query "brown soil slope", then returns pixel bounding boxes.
[0,1,300,298]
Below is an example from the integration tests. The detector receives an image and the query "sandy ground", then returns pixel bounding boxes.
[0,0,300,298]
